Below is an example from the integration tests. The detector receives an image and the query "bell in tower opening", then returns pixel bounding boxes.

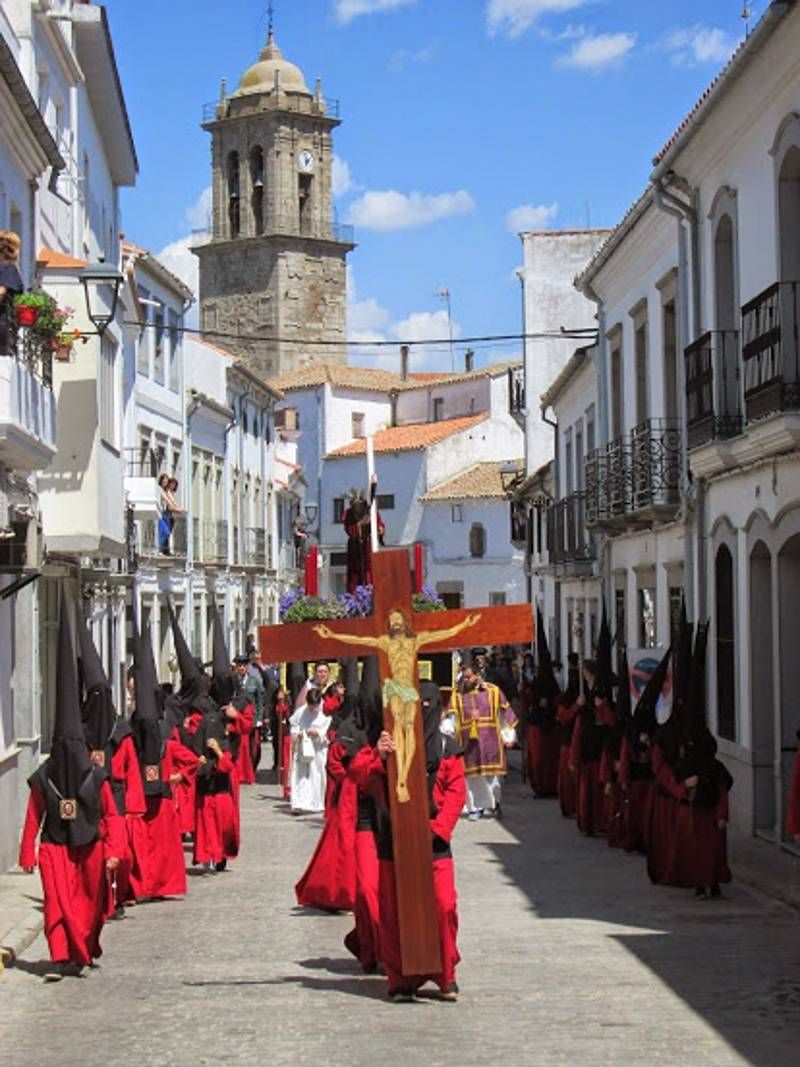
[193,26,354,378]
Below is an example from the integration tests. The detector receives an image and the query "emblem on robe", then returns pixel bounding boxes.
[144,765,160,782]
[90,749,106,768]
[59,798,77,820]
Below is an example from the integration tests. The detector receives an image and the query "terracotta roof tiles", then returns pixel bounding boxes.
[327,413,488,458]
[37,247,89,270]
[421,461,521,503]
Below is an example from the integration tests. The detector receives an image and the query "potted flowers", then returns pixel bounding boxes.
[14,292,50,328]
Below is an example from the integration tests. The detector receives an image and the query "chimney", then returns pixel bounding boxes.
[464,348,475,373]
[400,344,410,380]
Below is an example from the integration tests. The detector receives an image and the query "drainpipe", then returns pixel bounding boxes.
[185,392,203,649]
[577,281,610,447]
[653,174,700,619]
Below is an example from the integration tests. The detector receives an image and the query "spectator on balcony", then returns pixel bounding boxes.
[293,514,309,564]
[157,474,184,555]
[0,230,23,355]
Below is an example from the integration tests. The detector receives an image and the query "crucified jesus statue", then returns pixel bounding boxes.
[313,609,481,803]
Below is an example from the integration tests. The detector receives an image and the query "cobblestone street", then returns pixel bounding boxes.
[1,762,798,1067]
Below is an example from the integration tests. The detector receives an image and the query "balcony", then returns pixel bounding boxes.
[134,515,188,562]
[685,331,743,449]
[0,324,56,471]
[245,527,268,567]
[200,519,229,565]
[742,281,800,422]
[124,447,161,517]
[547,492,595,568]
[585,419,682,529]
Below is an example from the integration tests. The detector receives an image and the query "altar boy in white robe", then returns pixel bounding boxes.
[289,688,330,813]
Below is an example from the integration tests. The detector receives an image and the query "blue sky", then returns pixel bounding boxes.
[107,0,756,371]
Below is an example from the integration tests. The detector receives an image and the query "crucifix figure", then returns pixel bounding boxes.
[259,547,532,975]
[314,608,480,803]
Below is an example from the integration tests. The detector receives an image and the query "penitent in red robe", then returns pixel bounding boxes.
[19,780,127,966]
[786,741,800,839]
[353,746,465,996]
[228,703,257,785]
[556,700,578,818]
[128,740,187,900]
[570,700,615,837]
[671,784,731,889]
[107,734,146,911]
[193,749,240,866]
[169,728,202,836]
[295,741,357,911]
[646,743,681,885]
[618,735,654,854]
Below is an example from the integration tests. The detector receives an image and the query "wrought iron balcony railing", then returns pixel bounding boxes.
[585,419,682,527]
[546,492,595,565]
[203,95,340,124]
[246,527,267,566]
[742,281,800,421]
[202,519,229,564]
[684,330,743,449]
[630,418,683,512]
[135,515,188,560]
[124,446,161,478]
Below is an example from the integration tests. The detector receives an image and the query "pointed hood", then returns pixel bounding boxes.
[672,598,694,722]
[341,657,359,696]
[535,606,560,701]
[288,661,306,707]
[168,600,205,701]
[687,621,710,738]
[131,617,166,794]
[357,654,383,745]
[330,656,360,734]
[594,604,614,702]
[616,647,632,724]
[210,605,236,707]
[76,602,118,751]
[634,646,672,738]
[48,600,93,799]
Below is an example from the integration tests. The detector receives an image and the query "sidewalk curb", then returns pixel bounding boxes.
[0,911,43,974]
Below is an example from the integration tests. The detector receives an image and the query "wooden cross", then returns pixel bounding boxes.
[259,547,533,975]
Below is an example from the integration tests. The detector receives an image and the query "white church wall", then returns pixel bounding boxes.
[426,418,523,490]
[324,387,392,454]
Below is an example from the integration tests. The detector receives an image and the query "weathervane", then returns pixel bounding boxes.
[741,4,752,36]
[268,2,275,38]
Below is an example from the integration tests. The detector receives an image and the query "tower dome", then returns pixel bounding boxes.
[235,32,310,97]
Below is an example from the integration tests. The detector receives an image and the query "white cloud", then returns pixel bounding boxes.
[388,43,437,71]
[345,189,475,231]
[506,201,559,233]
[662,25,738,66]
[184,186,212,232]
[156,233,204,329]
[487,0,592,39]
[334,0,416,24]
[332,156,356,199]
[557,31,636,71]
[346,271,462,372]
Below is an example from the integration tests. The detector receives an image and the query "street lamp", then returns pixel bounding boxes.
[303,500,319,529]
[79,260,123,337]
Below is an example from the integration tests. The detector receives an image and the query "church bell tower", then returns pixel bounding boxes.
[194,27,354,377]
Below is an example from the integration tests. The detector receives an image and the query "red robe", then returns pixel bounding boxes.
[569,700,615,836]
[526,719,561,797]
[556,700,578,818]
[618,735,654,854]
[787,742,800,839]
[169,728,202,836]
[599,745,626,849]
[128,740,187,899]
[108,735,146,911]
[19,780,126,966]
[228,703,257,785]
[647,743,682,885]
[295,741,357,911]
[193,749,239,865]
[344,823,381,971]
[343,506,385,593]
[671,785,731,889]
[353,747,465,995]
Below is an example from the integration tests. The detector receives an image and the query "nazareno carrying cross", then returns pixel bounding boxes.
[259,441,533,974]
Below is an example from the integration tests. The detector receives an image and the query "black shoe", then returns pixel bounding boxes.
[111,904,125,920]
[388,987,415,1003]
[710,883,722,898]
[494,803,504,820]
[438,981,459,1002]
[216,858,227,872]
[694,887,707,899]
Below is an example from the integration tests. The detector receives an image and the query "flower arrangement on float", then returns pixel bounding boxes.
[277,582,445,623]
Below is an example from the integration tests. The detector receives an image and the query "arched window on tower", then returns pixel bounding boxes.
[227,151,240,239]
[250,147,264,235]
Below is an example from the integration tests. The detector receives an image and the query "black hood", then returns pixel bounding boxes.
[357,654,383,745]
[76,601,117,751]
[45,600,94,799]
[536,606,560,701]
[168,599,206,702]
[131,617,165,793]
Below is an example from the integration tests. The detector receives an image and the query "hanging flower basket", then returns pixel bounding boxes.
[16,304,39,327]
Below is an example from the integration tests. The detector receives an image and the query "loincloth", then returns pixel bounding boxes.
[382,677,419,704]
